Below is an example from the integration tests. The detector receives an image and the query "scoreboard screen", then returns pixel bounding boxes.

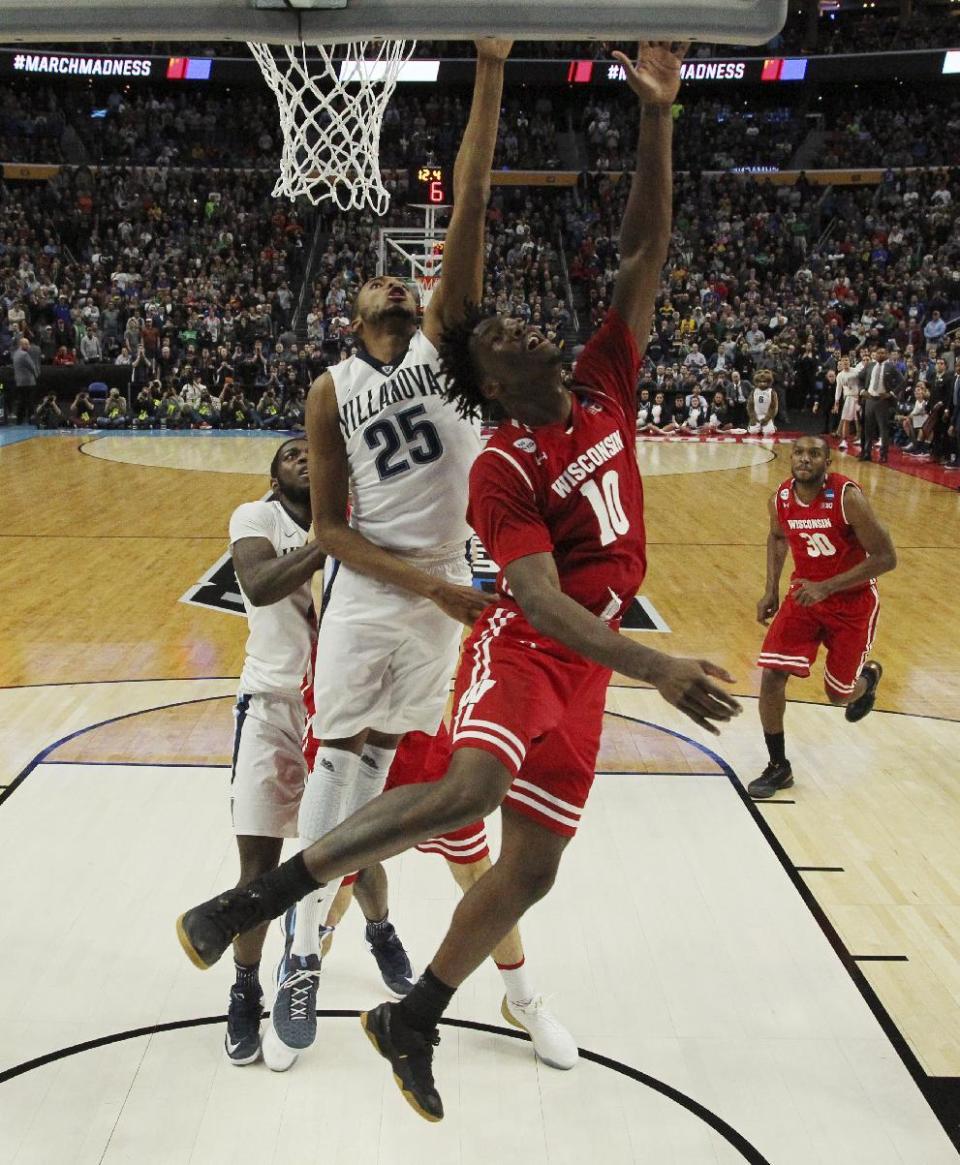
[408,165,453,206]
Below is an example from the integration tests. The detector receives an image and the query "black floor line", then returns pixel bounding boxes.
[1,699,955,1152]
[605,710,960,1155]
[795,866,845,872]
[852,954,910,963]
[0,1011,771,1164]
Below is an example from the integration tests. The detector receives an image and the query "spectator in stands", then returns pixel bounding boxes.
[924,309,946,343]
[80,323,103,363]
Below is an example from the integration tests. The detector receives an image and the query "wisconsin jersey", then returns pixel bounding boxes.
[330,329,481,555]
[776,473,869,590]
[467,308,646,623]
[229,499,315,694]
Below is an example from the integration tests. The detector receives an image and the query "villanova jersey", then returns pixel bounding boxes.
[776,472,869,590]
[229,499,315,695]
[330,329,481,555]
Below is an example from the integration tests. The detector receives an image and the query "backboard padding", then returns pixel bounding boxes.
[0,0,788,46]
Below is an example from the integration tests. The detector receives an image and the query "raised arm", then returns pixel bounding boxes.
[305,372,490,627]
[421,39,511,346]
[609,42,686,352]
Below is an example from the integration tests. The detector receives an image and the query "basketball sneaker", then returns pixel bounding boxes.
[501,995,578,1070]
[177,887,271,970]
[747,759,794,799]
[224,983,263,1066]
[366,919,415,996]
[270,906,322,1056]
[360,1002,443,1122]
[845,661,883,723]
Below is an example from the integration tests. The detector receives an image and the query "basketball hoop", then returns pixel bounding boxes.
[247,39,416,215]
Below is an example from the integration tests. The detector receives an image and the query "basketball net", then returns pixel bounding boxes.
[248,40,416,215]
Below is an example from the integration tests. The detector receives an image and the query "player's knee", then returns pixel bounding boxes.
[436,752,510,823]
[512,856,560,907]
[824,682,849,706]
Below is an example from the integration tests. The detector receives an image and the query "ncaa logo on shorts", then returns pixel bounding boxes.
[780,488,790,500]
[514,438,537,453]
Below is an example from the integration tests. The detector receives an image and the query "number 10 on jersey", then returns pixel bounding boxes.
[582,470,630,546]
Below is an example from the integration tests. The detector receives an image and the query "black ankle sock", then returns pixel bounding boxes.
[251,851,321,919]
[365,914,391,937]
[234,960,261,991]
[395,966,456,1034]
[764,731,786,765]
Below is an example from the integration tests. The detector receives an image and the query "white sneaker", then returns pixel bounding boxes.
[261,1022,299,1072]
[501,994,578,1070]
[838,440,847,450]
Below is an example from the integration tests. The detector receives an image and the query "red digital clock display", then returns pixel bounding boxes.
[408,165,453,205]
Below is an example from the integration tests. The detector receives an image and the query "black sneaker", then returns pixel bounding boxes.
[224,984,263,1066]
[747,759,794,799]
[366,921,415,996]
[176,888,270,970]
[360,1002,443,1122]
[845,661,883,723]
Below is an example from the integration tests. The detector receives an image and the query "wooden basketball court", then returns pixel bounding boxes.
[1,428,958,1163]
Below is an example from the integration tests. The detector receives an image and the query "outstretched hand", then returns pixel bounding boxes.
[612,41,688,107]
[475,39,513,62]
[432,582,497,628]
[654,657,741,735]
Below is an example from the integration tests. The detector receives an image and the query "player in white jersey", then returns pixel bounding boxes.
[266,39,574,1071]
[224,436,324,1065]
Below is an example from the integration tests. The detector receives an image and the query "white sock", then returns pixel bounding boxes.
[498,959,534,1007]
[343,744,396,817]
[291,748,360,958]
[298,747,361,841]
[291,878,343,958]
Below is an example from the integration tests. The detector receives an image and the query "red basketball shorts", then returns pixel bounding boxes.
[758,583,880,699]
[450,607,612,838]
[385,725,489,864]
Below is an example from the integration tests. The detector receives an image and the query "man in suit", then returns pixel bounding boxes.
[11,336,41,425]
[858,344,904,463]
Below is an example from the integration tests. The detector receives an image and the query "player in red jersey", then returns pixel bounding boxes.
[749,435,897,798]
[177,41,742,1121]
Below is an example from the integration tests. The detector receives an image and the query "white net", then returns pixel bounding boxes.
[248,39,416,216]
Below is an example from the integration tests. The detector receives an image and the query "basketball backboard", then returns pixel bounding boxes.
[0,0,787,46]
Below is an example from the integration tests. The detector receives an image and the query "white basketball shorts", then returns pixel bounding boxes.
[311,551,470,739]
[230,691,308,838]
